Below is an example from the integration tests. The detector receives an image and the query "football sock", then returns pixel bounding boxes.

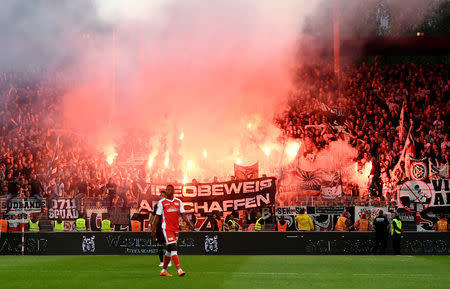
[170,251,181,270]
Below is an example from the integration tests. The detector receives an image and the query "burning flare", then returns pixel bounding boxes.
[106,155,114,165]
[105,146,118,166]
[187,160,193,170]
[285,140,301,161]
[164,152,169,167]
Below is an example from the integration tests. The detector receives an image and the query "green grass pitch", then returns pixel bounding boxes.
[1,255,449,289]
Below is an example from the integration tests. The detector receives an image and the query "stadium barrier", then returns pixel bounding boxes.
[1,231,449,255]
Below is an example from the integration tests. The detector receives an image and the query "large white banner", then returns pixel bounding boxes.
[0,197,46,224]
[398,179,449,212]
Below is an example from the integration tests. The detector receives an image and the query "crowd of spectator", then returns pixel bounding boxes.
[0,70,142,210]
[276,59,449,204]
[0,58,448,211]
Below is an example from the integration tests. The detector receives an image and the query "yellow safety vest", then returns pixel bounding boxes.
[101,219,112,232]
[76,218,86,232]
[227,219,237,231]
[391,218,402,235]
[54,221,65,232]
[29,220,39,232]
[255,217,264,231]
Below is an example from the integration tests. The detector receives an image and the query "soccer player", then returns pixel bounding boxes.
[149,190,170,267]
[152,184,195,277]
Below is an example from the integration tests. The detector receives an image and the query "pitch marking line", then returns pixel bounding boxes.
[0,269,449,277]
[218,272,442,277]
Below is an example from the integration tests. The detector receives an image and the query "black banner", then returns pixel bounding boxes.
[48,198,79,220]
[1,232,449,255]
[137,177,277,214]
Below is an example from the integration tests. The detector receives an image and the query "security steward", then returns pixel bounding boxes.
[54,216,65,232]
[226,214,238,231]
[391,212,403,255]
[276,216,287,231]
[295,208,314,231]
[101,213,113,232]
[354,214,373,231]
[0,214,8,232]
[433,215,449,232]
[214,213,223,231]
[335,211,351,231]
[254,211,265,231]
[75,213,87,232]
[28,214,40,232]
[130,216,141,232]
[372,210,389,254]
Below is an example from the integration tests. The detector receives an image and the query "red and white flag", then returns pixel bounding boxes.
[391,126,415,183]
[234,162,259,180]
[403,128,416,179]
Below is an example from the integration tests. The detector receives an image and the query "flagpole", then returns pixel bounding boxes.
[21,197,25,256]
[399,103,405,142]
[400,126,413,160]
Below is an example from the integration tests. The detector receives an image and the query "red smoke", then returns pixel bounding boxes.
[62,1,307,182]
